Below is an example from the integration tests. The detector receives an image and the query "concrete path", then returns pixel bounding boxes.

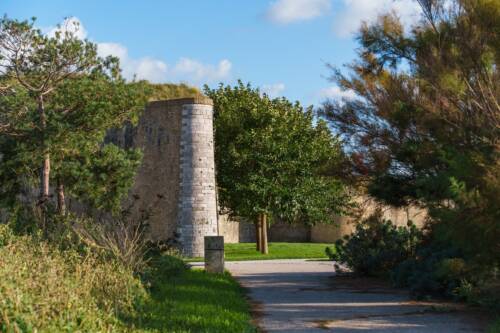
[224,259,487,333]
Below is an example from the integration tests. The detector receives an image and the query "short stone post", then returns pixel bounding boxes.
[204,236,224,273]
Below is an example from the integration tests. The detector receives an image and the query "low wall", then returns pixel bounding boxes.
[311,199,427,243]
[218,197,428,244]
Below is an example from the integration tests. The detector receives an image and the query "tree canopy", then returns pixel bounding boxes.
[318,0,499,266]
[0,17,148,217]
[206,82,349,226]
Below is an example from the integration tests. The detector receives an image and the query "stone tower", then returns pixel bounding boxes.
[177,100,218,257]
[107,96,218,257]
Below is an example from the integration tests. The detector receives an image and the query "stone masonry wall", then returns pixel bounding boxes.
[108,99,183,241]
[177,101,218,257]
[107,97,217,257]
[218,197,427,244]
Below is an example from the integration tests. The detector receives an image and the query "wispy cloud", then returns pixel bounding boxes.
[171,58,232,84]
[261,83,286,98]
[47,17,233,85]
[266,0,331,24]
[265,0,420,37]
[332,0,420,37]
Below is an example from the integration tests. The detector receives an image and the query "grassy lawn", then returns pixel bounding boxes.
[186,242,332,262]
[134,256,256,333]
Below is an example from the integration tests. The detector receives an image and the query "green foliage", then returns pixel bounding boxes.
[391,242,465,297]
[327,211,421,277]
[0,16,148,213]
[0,224,145,332]
[488,318,500,333]
[319,0,500,293]
[60,144,142,213]
[205,81,349,224]
[391,232,500,305]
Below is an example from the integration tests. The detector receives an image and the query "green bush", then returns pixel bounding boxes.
[0,226,146,332]
[391,237,499,304]
[326,211,421,277]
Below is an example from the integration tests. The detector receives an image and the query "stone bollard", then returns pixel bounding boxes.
[204,236,224,273]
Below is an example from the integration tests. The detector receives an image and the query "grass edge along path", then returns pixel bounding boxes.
[133,255,257,333]
[185,242,332,262]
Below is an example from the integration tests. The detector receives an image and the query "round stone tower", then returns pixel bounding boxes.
[177,97,218,257]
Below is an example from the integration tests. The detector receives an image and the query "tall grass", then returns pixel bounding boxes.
[0,224,145,332]
[0,219,256,332]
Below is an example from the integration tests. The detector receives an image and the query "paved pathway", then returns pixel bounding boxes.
[224,259,487,333]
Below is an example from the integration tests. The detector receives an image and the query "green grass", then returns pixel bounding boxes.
[134,256,256,333]
[0,224,256,332]
[186,242,332,262]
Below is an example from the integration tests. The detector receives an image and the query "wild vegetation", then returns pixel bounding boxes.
[0,223,255,332]
[320,0,499,311]
[1,0,499,329]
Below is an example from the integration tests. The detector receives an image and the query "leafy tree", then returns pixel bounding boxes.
[206,82,348,253]
[318,0,499,268]
[0,17,147,220]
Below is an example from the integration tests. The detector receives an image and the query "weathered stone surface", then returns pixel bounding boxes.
[205,236,224,273]
[107,97,218,257]
[205,235,224,250]
[177,103,218,257]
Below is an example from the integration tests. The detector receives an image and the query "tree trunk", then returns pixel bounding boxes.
[260,213,269,254]
[57,179,66,216]
[255,217,262,251]
[38,96,50,203]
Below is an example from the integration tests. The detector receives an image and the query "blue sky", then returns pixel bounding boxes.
[3,0,419,106]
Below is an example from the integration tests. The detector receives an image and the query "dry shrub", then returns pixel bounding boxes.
[74,217,149,273]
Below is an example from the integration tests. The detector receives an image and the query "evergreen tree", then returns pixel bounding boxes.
[0,17,147,221]
[319,0,499,266]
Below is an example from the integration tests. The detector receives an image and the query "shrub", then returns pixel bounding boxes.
[391,236,499,303]
[0,227,146,332]
[326,211,421,277]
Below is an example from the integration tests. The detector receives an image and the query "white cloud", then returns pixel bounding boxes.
[171,58,232,83]
[97,42,128,60]
[97,43,168,82]
[318,86,356,101]
[98,44,231,84]
[45,18,233,85]
[266,0,331,24]
[333,0,420,37]
[261,83,286,98]
[47,17,88,40]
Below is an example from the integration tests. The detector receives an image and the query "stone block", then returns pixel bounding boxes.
[205,236,224,273]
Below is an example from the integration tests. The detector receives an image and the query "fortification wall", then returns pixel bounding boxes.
[310,197,427,243]
[218,197,427,244]
[108,97,217,257]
